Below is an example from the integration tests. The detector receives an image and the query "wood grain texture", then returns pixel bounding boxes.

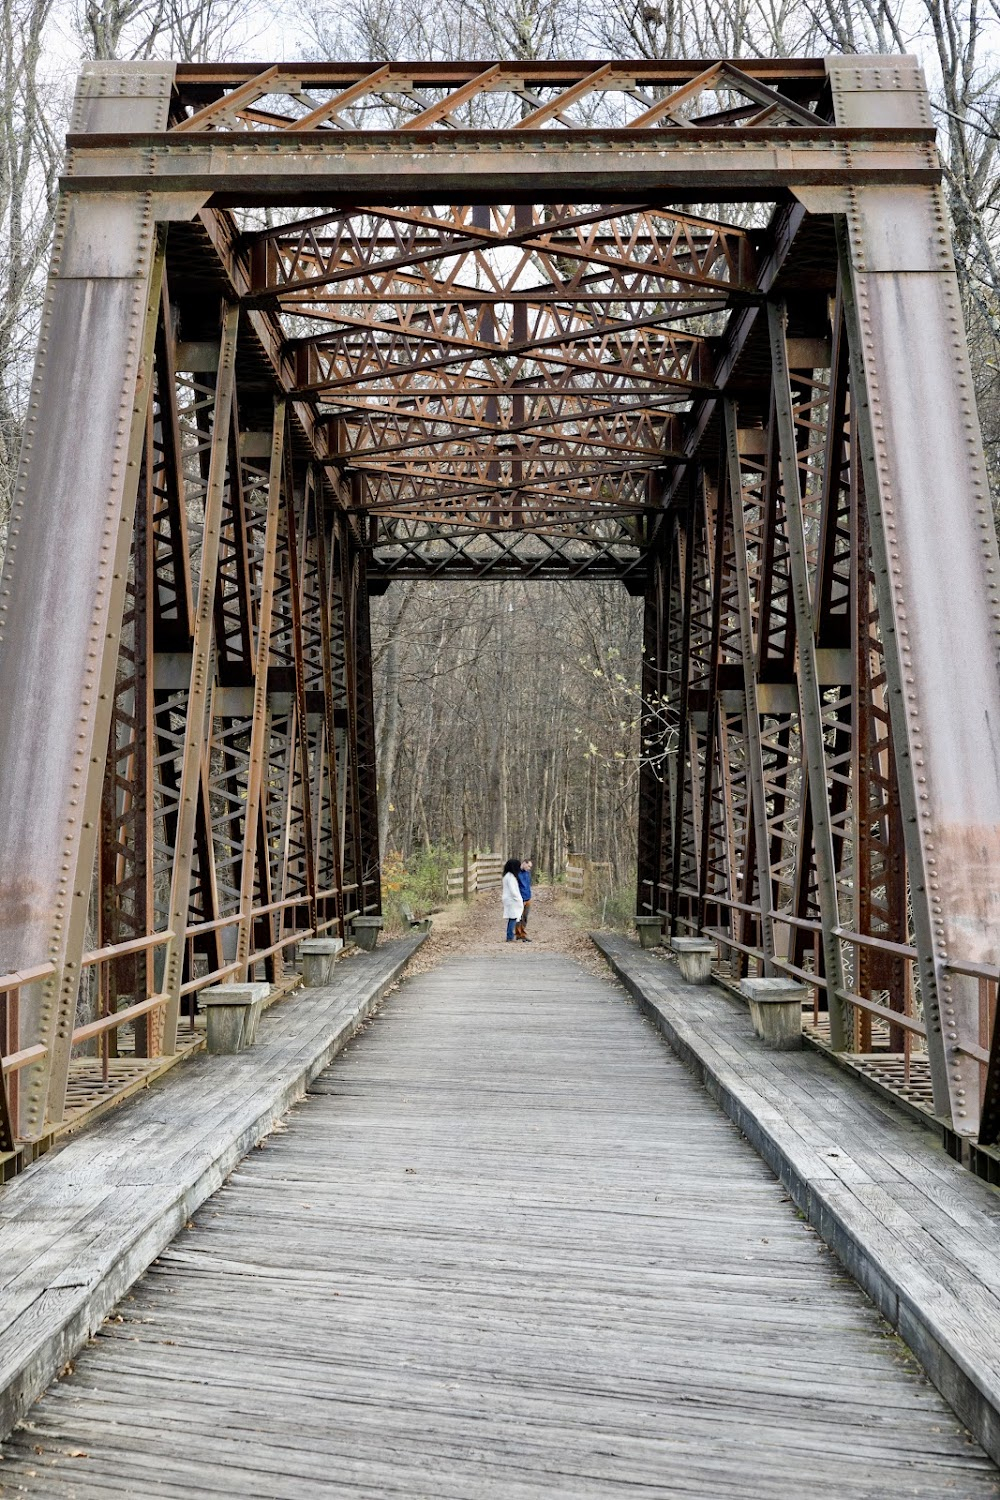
[0,938,424,1444]
[594,932,1000,1475]
[1,953,995,1498]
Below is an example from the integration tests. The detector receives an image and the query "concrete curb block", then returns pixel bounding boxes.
[0,935,424,1443]
[592,931,1000,1467]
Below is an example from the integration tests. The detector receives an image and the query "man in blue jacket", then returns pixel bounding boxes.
[515,860,533,942]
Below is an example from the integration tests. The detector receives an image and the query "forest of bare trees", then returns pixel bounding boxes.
[2,0,999,886]
[372,580,643,881]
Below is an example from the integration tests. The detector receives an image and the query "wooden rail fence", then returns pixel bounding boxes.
[565,854,612,902]
[446,853,503,900]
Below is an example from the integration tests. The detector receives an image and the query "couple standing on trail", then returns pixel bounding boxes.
[502,859,533,944]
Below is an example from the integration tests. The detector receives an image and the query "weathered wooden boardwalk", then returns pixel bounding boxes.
[2,954,997,1497]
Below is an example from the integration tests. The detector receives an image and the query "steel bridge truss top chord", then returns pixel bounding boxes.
[1,51,1000,1156]
[165,58,833,134]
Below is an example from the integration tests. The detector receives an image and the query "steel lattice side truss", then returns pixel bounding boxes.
[1,53,1000,1157]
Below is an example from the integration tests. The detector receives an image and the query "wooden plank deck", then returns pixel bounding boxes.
[0,938,424,1445]
[1,953,996,1497]
[594,931,1000,1474]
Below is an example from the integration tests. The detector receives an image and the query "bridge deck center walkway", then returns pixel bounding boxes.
[2,953,996,1498]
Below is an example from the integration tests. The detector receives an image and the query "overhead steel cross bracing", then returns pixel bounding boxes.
[0,54,999,1161]
[253,200,744,580]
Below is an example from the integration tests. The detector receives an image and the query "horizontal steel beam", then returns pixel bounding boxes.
[173,58,830,88]
[369,560,647,582]
[63,128,939,206]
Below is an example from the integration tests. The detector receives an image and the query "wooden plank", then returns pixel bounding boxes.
[594,932,1000,1469]
[0,937,424,1443]
[1,952,995,1495]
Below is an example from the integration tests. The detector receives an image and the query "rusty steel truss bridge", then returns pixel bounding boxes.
[2,53,1000,1170]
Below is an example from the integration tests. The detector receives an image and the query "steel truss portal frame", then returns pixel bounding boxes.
[1,53,1000,1156]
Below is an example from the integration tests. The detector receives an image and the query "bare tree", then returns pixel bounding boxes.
[368,581,644,885]
[79,0,255,62]
[304,0,577,81]
[81,0,159,57]
[806,0,1000,489]
[463,0,578,62]
[0,0,62,544]
[0,0,268,537]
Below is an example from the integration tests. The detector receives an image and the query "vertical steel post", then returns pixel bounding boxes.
[668,488,696,933]
[828,54,1000,1131]
[724,402,777,972]
[353,545,382,913]
[161,303,240,1053]
[636,551,666,919]
[236,399,286,976]
[696,470,727,932]
[0,996,16,1152]
[314,479,347,940]
[0,63,177,1130]
[768,303,849,1047]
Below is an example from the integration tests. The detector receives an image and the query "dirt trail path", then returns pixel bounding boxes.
[402,884,614,979]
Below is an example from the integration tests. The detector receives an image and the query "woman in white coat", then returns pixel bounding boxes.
[502,858,524,943]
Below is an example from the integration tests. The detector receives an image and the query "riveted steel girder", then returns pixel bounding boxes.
[64,128,938,207]
[829,55,1000,1133]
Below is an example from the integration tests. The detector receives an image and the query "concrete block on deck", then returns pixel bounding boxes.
[740,977,806,1050]
[634,916,662,950]
[670,937,716,984]
[350,916,384,952]
[202,982,270,1054]
[299,938,344,987]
